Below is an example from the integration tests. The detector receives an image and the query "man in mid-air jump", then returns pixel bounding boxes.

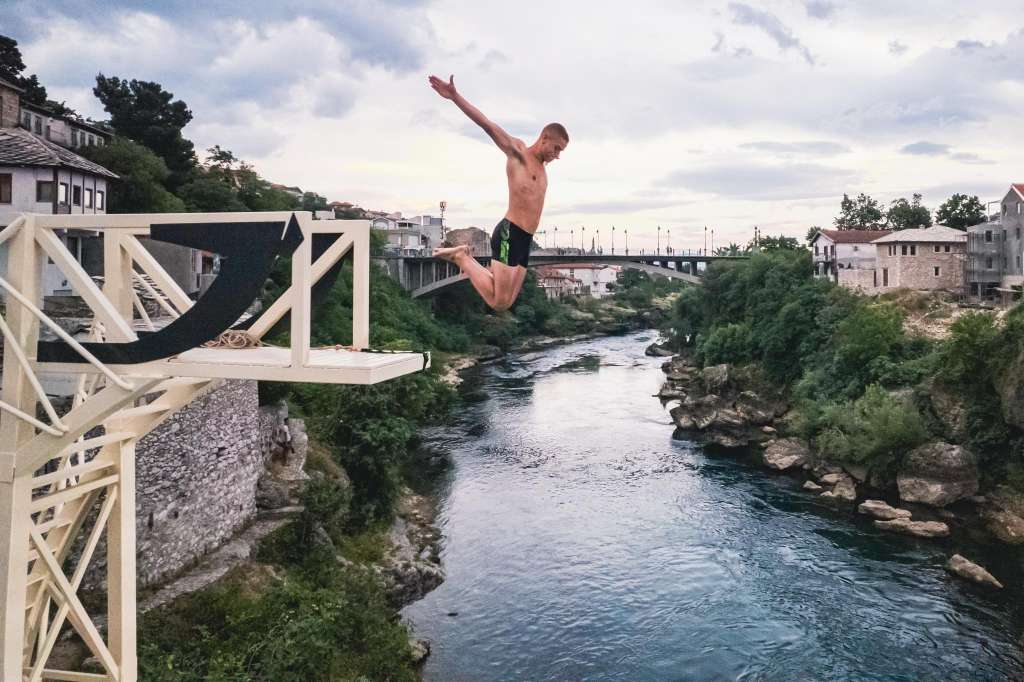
[429,74,568,311]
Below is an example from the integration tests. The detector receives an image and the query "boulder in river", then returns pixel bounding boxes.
[858,500,912,521]
[821,475,857,502]
[645,342,675,357]
[803,480,823,492]
[897,442,978,507]
[874,518,950,538]
[945,554,1003,589]
[982,487,1024,544]
[762,438,809,471]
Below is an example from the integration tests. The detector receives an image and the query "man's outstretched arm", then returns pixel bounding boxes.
[429,74,522,159]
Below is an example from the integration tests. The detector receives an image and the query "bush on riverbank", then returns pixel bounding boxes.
[668,249,1024,484]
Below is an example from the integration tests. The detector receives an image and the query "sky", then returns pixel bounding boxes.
[6,0,1024,252]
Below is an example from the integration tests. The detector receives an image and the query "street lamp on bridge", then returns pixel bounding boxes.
[624,229,629,255]
[611,226,615,254]
[554,226,558,249]
[657,225,661,255]
[581,226,586,253]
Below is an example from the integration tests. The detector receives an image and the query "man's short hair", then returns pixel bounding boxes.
[542,122,569,142]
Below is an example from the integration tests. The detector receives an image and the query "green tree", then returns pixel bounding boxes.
[177,176,248,212]
[885,193,932,231]
[754,235,802,252]
[78,137,185,213]
[805,225,822,244]
[935,193,986,230]
[301,191,329,212]
[93,74,197,188]
[835,192,883,230]
[0,34,50,107]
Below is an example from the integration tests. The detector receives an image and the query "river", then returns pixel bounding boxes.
[403,331,1024,681]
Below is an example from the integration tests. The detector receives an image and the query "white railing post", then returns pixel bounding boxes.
[0,214,42,678]
[108,438,137,681]
[290,215,312,368]
[352,224,370,349]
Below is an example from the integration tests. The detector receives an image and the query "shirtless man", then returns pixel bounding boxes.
[429,74,568,311]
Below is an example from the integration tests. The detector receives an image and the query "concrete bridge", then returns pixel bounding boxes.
[375,252,747,298]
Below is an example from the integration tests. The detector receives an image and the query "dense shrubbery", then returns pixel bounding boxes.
[669,248,1024,480]
[139,567,416,681]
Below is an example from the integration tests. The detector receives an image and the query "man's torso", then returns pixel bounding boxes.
[504,144,546,233]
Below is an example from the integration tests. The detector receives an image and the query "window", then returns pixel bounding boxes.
[0,174,11,204]
[96,137,104,146]
[34,116,42,134]
[85,188,93,208]
[59,182,68,204]
[1018,227,1021,240]
[814,245,819,255]
[36,181,55,203]
[88,135,95,146]
[1018,255,1022,269]
[72,185,81,206]
[987,257,994,269]
[883,268,889,286]
[21,111,30,128]
[934,244,940,253]
[71,130,78,146]
[1004,229,1008,240]
[934,266,940,277]
[96,190,105,210]
[901,245,908,256]
[910,245,917,255]
[986,230,993,243]
[1019,203,1022,215]
[853,245,859,252]
[1004,205,1009,216]
[944,244,951,252]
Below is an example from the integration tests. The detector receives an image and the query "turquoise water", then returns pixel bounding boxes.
[403,331,1024,681]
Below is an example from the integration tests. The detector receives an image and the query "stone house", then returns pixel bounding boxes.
[965,220,1004,302]
[810,229,891,287]
[872,225,967,291]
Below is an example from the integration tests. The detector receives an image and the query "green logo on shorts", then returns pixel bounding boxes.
[500,223,510,263]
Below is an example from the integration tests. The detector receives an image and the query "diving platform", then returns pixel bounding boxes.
[0,210,426,681]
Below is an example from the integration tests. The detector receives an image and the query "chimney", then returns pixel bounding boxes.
[0,77,24,129]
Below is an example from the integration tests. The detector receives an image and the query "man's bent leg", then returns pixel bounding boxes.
[451,248,500,308]
[490,260,527,311]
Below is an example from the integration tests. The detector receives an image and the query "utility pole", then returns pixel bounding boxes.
[439,200,447,241]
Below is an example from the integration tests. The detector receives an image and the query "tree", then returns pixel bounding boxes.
[177,176,248,212]
[77,137,185,213]
[715,242,745,256]
[935,193,986,230]
[301,192,328,212]
[0,35,26,83]
[754,235,802,252]
[0,35,50,107]
[805,226,822,244]
[885,193,932,231]
[834,193,883,230]
[93,74,197,189]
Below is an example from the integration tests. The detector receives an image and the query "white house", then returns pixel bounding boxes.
[0,77,118,297]
[810,229,892,284]
[553,263,620,298]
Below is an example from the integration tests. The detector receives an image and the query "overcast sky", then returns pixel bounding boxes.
[7,0,1024,251]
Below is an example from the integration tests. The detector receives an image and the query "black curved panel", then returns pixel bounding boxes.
[37,215,304,364]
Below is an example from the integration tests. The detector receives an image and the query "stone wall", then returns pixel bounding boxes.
[133,379,264,587]
[837,268,879,293]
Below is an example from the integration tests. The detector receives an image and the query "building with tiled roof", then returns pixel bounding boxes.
[0,77,118,296]
[810,228,892,283]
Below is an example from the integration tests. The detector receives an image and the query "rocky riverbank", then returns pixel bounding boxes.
[657,348,1021,589]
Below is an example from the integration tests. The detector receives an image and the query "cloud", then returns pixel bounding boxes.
[901,141,951,155]
[658,161,855,201]
[955,39,987,51]
[804,1,836,19]
[900,141,993,165]
[739,140,851,156]
[729,3,815,65]
[888,40,908,55]
[478,49,509,71]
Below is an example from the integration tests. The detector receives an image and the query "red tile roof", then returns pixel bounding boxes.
[816,229,892,244]
[1012,183,1024,198]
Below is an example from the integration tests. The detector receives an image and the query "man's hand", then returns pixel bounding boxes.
[429,74,457,100]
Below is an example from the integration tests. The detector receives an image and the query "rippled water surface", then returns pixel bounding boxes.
[403,332,1024,681]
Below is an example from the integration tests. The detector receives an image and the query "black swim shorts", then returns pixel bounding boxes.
[490,218,532,268]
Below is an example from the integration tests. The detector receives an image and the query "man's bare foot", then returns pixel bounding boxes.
[433,244,470,263]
